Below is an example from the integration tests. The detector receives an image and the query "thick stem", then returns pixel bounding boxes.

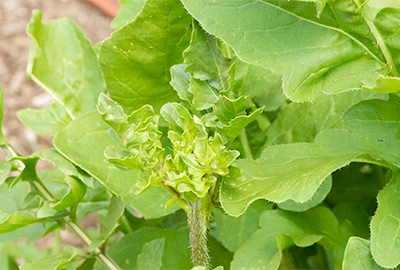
[188,200,210,268]
[1,143,121,270]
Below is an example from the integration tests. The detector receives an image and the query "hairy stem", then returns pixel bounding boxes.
[188,200,210,268]
[1,143,121,270]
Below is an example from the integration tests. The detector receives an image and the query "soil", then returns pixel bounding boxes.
[0,0,115,159]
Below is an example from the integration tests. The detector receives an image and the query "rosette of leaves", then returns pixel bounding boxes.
[98,94,239,267]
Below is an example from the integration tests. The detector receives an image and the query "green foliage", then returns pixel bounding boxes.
[2,0,400,269]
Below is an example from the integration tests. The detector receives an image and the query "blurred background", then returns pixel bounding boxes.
[0,0,119,158]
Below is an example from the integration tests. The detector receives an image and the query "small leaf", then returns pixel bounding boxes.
[17,101,72,136]
[214,95,253,124]
[170,64,193,103]
[184,21,233,89]
[188,78,218,110]
[136,238,164,270]
[0,211,41,234]
[0,161,11,186]
[343,237,385,270]
[27,10,104,118]
[90,196,125,251]
[51,176,86,211]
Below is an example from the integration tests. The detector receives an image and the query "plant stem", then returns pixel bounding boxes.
[240,129,253,160]
[187,200,210,268]
[0,143,121,270]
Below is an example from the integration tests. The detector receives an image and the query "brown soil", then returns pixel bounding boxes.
[0,0,115,159]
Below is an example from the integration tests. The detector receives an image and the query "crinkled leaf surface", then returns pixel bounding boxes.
[222,96,400,216]
[343,237,385,270]
[180,0,394,102]
[54,111,179,219]
[99,0,191,113]
[111,0,146,29]
[231,207,352,270]
[17,101,72,136]
[371,171,400,268]
[27,10,104,118]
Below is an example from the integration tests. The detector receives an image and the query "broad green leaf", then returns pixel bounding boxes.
[343,237,385,270]
[17,101,72,136]
[0,161,11,186]
[27,10,104,118]
[136,238,164,270]
[214,200,272,252]
[170,64,193,103]
[265,91,387,146]
[180,0,392,102]
[19,245,80,270]
[227,59,281,99]
[278,175,332,212]
[184,21,233,89]
[371,170,400,268]
[231,207,352,269]
[333,204,371,240]
[222,125,400,216]
[326,163,385,214]
[99,0,191,113]
[90,196,125,251]
[111,0,146,29]
[98,227,191,269]
[367,0,400,9]
[0,85,6,145]
[54,111,179,219]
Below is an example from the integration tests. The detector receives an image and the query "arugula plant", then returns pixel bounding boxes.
[1,0,400,269]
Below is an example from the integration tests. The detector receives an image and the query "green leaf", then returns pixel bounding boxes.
[214,200,272,252]
[371,170,400,268]
[343,237,385,270]
[136,238,164,270]
[0,211,42,234]
[227,59,281,99]
[214,95,253,125]
[98,227,191,269]
[51,176,86,211]
[265,91,387,146]
[90,196,125,251]
[184,21,233,89]
[216,107,263,142]
[180,0,391,102]
[188,78,218,110]
[231,207,351,269]
[19,245,81,270]
[27,10,104,118]
[99,0,191,113]
[54,111,179,219]
[170,64,193,103]
[17,101,72,136]
[111,0,146,29]
[278,175,332,212]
